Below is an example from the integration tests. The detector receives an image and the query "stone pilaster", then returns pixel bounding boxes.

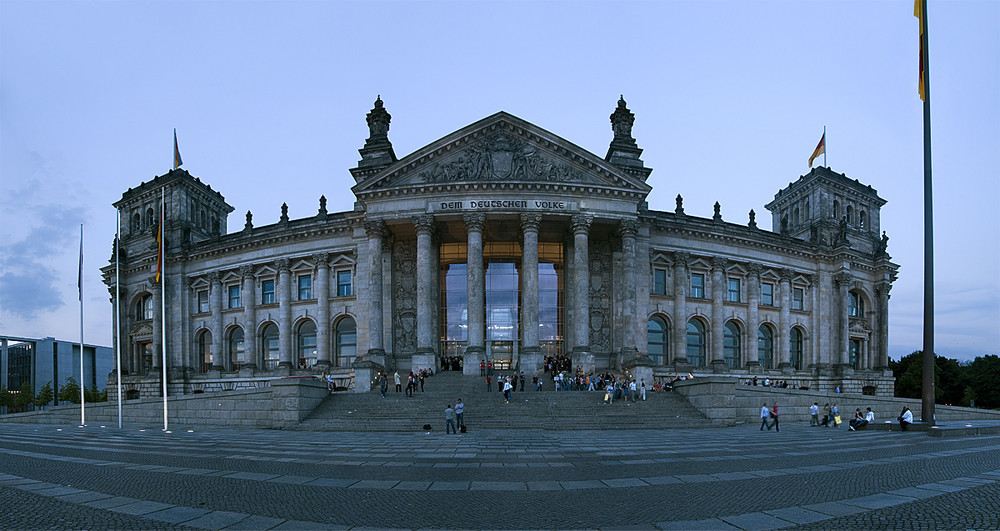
[745,263,761,369]
[314,253,331,369]
[710,256,728,372]
[778,268,794,370]
[571,214,593,373]
[835,271,853,367]
[413,214,437,372]
[618,219,641,367]
[363,220,387,366]
[520,213,542,375]
[276,259,293,370]
[875,281,892,370]
[240,265,257,370]
[152,280,164,371]
[209,271,224,371]
[672,251,689,365]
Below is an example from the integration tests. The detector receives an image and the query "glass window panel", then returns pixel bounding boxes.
[691,274,704,298]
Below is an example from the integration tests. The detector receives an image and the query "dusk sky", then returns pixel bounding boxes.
[1,1,997,362]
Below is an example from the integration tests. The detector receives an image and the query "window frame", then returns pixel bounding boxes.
[260,279,276,305]
[727,278,741,303]
[652,268,667,296]
[297,274,313,301]
[761,282,774,306]
[336,269,352,297]
[792,287,804,310]
[690,273,705,299]
[197,290,209,313]
[227,284,241,309]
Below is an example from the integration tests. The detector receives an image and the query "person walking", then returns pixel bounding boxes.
[394,371,401,393]
[810,402,820,426]
[445,404,456,435]
[770,402,780,432]
[455,398,464,430]
[486,375,492,392]
[760,402,770,430]
[503,377,513,403]
[831,403,840,428]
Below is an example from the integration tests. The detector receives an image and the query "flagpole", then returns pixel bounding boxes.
[918,0,935,425]
[79,224,85,426]
[115,210,123,429]
[160,188,169,431]
[823,126,827,167]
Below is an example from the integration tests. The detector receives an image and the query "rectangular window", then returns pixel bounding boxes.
[261,280,275,304]
[228,285,241,309]
[761,283,774,306]
[337,270,352,297]
[792,287,804,310]
[690,273,704,299]
[298,275,312,300]
[653,268,667,295]
[197,290,209,313]
[727,278,741,302]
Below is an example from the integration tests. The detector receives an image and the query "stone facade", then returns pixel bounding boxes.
[101,97,898,398]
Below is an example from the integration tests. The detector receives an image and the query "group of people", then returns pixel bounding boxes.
[809,402,843,428]
[747,377,793,388]
[440,356,462,371]
[602,378,646,404]
[760,402,780,431]
[444,398,465,434]
[380,369,436,398]
[543,354,572,374]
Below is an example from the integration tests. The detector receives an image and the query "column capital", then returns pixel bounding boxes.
[520,213,541,234]
[275,258,290,273]
[711,256,728,272]
[413,214,436,236]
[617,218,639,238]
[747,262,763,279]
[571,214,593,235]
[875,281,892,298]
[464,212,486,233]
[673,251,690,268]
[239,265,254,279]
[312,252,330,268]
[208,271,222,284]
[834,272,854,287]
[363,219,387,239]
[779,268,795,282]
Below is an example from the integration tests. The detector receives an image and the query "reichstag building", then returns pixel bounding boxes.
[102,97,898,398]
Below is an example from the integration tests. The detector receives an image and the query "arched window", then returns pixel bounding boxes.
[136,294,152,320]
[297,320,317,368]
[758,324,774,369]
[132,213,141,233]
[860,210,868,229]
[647,316,668,365]
[846,205,854,225]
[849,291,865,317]
[229,327,245,371]
[723,321,741,368]
[197,330,212,373]
[686,319,706,367]
[833,200,840,219]
[262,323,279,370]
[793,207,800,226]
[804,201,810,220]
[790,327,804,370]
[145,208,154,228]
[335,317,357,368]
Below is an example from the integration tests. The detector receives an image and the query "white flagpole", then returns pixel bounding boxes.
[79,224,85,426]
[115,210,123,429]
[160,189,168,431]
[823,126,827,167]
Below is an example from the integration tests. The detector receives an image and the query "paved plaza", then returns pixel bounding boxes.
[1,421,998,530]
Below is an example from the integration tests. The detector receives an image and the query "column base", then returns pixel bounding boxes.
[463,346,485,376]
[312,360,332,371]
[519,347,543,376]
[710,359,730,373]
[411,348,437,374]
[364,348,386,368]
[571,347,595,375]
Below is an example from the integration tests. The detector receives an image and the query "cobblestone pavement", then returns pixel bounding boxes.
[1,422,998,530]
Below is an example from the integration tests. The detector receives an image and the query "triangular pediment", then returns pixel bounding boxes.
[352,112,652,198]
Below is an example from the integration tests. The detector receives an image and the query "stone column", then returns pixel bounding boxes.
[277,259,293,370]
[462,213,486,375]
[412,214,437,372]
[875,281,891,370]
[834,272,853,367]
[314,253,331,369]
[618,220,640,364]
[745,263,762,369]
[363,220,387,366]
[710,257,728,372]
[778,268,793,370]
[571,214,594,374]
[241,265,257,370]
[520,213,543,375]
[209,272,224,371]
[672,251,689,365]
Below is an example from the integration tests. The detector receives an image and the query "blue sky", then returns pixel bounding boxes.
[1,0,997,361]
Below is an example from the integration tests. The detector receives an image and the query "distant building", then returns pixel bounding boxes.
[0,335,113,406]
[102,97,899,399]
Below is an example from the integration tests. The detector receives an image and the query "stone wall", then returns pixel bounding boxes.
[675,376,1000,425]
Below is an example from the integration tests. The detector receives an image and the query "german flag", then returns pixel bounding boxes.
[808,132,826,168]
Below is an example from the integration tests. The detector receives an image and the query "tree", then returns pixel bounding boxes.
[35,381,54,409]
[58,377,81,404]
[891,351,971,405]
[84,385,106,403]
[16,382,34,411]
[966,355,1000,410]
[0,387,11,411]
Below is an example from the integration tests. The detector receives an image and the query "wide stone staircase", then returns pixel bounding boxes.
[298,371,715,432]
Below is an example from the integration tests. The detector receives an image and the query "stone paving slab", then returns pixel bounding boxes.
[393,480,433,490]
[33,485,87,497]
[272,520,348,530]
[306,477,357,487]
[470,481,526,490]
[428,481,470,490]
[349,480,399,489]
[183,510,251,530]
[887,486,945,499]
[641,476,683,485]
[917,481,967,493]
[802,501,868,518]
[657,518,740,530]
[526,480,563,491]
[764,506,830,524]
[224,471,281,481]
[675,474,716,483]
[144,506,212,524]
[83,495,142,509]
[720,512,796,530]
[560,479,605,490]
[222,514,287,529]
[840,493,916,509]
[110,500,176,515]
[265,475,314,485]
[55,490,114,503]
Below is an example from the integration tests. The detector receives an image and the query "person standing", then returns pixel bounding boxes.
[394,371,401,393]
[770,402,780,432]
[380,375,388,398]
[503,377,513,403]
[831,403,840,428]
[822,403,832,427]
[455,398,464,429]
[640,379,647,401]
[419,373,425,392]
[445,404,456,435]
[810,402,820,427]
[480,360,486,376]
[519,371,526,392]
[486,375,492,392]
[760,402,770,431]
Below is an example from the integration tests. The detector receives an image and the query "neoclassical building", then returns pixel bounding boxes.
[102,97,898,398]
